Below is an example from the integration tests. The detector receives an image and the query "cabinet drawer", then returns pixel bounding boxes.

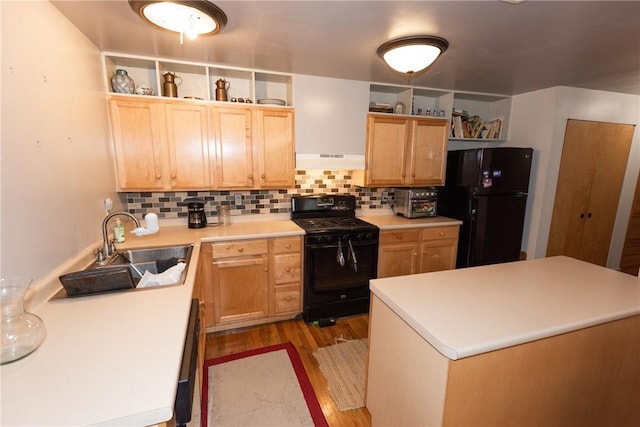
[379,229,421,244]
[273,237,301,254]
[422,226,459,241]
[274,253,301,284]
[211,239,268,259]
[273,284,301,315]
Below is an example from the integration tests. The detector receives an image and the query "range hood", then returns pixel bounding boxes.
[295,154,365,170]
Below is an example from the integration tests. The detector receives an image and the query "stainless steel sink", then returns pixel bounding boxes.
[52,244,194,300]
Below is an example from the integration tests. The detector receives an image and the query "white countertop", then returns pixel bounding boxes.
[1,219,304,427]
[370,256,640,360]
[0,214,460,426]
[0,244,201,426]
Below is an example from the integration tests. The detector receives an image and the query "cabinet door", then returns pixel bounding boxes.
[108,98,167,190]
[211,256,269,324]
[378,243,419,278]
[253,108,295,188]
[419,239,458,273]
[212,106,254,189]
[365,114,410,186]
[164,102,212,189]
[378,229,421,278]
[408,118,448,186]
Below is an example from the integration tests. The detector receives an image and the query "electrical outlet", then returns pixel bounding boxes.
[382,191,389,202]
[234,193,243,206]
[104,197,113,212]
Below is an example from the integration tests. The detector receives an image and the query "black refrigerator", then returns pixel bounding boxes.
[437,147,533,268]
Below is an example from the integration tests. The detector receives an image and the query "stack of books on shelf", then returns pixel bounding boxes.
[368,102,393,113]
[450,110,503,139]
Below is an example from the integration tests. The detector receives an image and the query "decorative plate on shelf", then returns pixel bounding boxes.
[257,98,286,106]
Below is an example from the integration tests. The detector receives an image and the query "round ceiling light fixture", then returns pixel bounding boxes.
[377,35,449,76]
[129,1,227,40]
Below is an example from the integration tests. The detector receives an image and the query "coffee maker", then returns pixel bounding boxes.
[183,198,207,229]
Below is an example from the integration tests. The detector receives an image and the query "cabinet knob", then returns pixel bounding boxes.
[285,244,291,249]
[248,175,253,179]
[261,174,266,179]
[156,174,162,179]
[439,232,445,236]
[285,296,292,302]
[286,267,291,272]
[413,252,418,257]
[237,247,244,253]
[264,267,268,272]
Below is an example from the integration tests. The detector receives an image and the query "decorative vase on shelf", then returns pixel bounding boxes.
[1,277,47,365]
[111,69,135,94]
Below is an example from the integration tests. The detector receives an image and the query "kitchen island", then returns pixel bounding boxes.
[366,256,640,426]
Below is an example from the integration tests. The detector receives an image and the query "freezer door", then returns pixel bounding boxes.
[467,194,527,267]
[476,148,533,195]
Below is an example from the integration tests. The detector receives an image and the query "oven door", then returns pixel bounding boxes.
[304,238,378,297]
[409,199,437,217]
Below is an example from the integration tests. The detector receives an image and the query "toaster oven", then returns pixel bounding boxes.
[393,188,438,218]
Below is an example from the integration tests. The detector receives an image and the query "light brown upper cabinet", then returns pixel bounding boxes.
[109,97,167,190]
[163,102,212,189]
[364,114,448,187]
[253,108,295,189]
[211,106,254,189]
[108,97,294,191]
[546,119,635,266]
[212,105,295,190]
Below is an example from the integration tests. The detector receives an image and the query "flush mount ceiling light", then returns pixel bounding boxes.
[129,1,227,41]
[377,35,449,76]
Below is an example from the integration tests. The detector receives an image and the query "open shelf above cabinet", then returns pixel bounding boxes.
[368,82,511,141]
[103,52,294,107]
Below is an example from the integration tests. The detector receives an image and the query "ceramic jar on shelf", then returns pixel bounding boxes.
[111,69,135,94]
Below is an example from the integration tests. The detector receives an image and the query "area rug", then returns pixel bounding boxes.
[313,338,368,411]
[202,342,328,427]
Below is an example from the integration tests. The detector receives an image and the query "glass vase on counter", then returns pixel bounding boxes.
[1,276,46,364]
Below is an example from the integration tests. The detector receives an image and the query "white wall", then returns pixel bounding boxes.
[1,1,119,280]
[510,86,640,269]
[294,74,369,156]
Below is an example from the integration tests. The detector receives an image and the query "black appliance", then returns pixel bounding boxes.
[183,197,207,229]
[437,147,533,268]
[291,195,379,322]
[174,299,199,427]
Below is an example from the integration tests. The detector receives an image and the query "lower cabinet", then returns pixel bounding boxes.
[200,236,302,331]
[378,226,459,278]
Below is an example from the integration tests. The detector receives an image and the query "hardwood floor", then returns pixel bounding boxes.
[204,315,372,426]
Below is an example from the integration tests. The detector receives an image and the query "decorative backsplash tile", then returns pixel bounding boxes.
[120,170,395,219]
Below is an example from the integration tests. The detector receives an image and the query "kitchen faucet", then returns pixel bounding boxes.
[98,211,141,263]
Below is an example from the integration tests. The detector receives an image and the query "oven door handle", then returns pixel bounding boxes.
[337,240,346,266]
[348,239,358,273]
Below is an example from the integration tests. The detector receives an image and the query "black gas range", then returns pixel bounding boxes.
[291,195,379,322]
